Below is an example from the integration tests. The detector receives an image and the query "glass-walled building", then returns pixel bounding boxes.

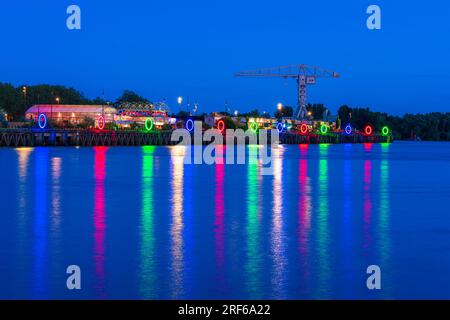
[25,105,117,124]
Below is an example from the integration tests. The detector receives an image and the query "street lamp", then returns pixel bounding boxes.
[177,96,183,111]
[22,86,27,110]
[234,110,238,116]
[277,102,283,111]
[56,97,60,104]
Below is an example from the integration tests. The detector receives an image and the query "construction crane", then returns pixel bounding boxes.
[235,64,339,119]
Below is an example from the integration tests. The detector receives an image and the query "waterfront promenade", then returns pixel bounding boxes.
[0,129,391,147]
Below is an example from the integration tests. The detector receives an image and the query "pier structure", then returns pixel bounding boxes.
[0,128,391,147]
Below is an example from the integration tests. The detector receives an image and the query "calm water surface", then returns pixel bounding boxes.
[1,142,450,299]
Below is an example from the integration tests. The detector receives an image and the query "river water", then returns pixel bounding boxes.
[1,142,450,299]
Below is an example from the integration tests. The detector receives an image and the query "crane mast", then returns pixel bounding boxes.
[235,64,339,119]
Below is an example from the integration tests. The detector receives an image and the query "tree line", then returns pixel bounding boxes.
[0,83,448,140]
[337,105,450,141]
[0,83,149,119]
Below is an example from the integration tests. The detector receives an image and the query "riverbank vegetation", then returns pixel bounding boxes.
[0,83,448,140]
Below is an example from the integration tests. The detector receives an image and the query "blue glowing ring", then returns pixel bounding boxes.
[345,124,352,135]
[276,122,284,133]
[38,113,47,129]
[186,119,194,132]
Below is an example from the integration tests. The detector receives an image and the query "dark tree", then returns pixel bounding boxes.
[240,109,260,118]
[306,103,327,120]
[115,90,149,105]
[274,105,294,118]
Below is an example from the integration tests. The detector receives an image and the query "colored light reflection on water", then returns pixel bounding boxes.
[140,146,156,298]
[170,146,185,298]
[298,145,311,290]
[93,146,107,298]
[33,148,48,298]
[245,151,260,298]
[379,143,391,297]
[214,146,225,282]
[316,144,330,298]
[271,146,286,298]
[1,142,450,299]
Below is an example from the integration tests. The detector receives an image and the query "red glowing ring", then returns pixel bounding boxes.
[364,125,373,136]
[217,119,226,133]
[300,123,308,135]
[98,116,105,130]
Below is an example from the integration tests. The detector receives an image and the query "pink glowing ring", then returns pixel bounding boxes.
[217,119,226,133]
[364,125,373,136]
[98,116,105,130]
[300,123,308,135]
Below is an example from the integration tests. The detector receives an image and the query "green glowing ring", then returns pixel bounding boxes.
[145,118,154,131]
[250,122,258,132]
[381,126,389,136]
[320,124,328,135]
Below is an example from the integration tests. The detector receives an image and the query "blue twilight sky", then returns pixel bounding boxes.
[0,0,449,115]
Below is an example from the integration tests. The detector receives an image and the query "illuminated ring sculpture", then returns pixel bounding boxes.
[38,113,47,129]
[276,122,284,133]
[320,124,328,135]
[217,119,226,133]
[145,118,154,131]
[97,115,105,130]
[250,122,258,133]
[300,123,308,135]
[381,126,389,136]
[364,125,373,136]
[345,124,352,135]
[186,119,194,132]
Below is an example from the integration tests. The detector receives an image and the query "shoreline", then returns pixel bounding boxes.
[0,128,391,147]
